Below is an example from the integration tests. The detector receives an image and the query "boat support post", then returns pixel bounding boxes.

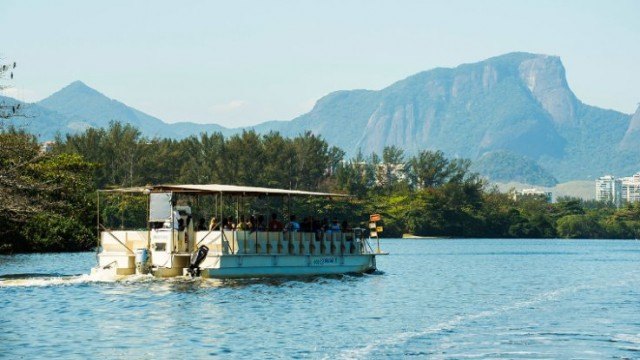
[96,190,100,263]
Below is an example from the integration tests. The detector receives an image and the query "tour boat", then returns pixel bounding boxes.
[91,184,386,278]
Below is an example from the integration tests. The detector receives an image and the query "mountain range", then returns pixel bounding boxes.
[2,52,638,184]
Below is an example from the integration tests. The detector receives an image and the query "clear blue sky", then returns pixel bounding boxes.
[1,0,639,127]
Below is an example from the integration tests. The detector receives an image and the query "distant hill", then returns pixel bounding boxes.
[36,81,231,139]
[3,52,638,184]
[0,95,76,140]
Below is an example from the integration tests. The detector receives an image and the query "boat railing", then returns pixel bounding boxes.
[196,229,370,256]
[100,230,149,254]
[101,228,372,257]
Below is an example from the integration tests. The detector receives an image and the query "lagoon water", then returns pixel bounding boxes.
[1,239,639,359]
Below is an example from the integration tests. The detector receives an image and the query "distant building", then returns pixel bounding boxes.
[621,173,640,203]
[512,188,552,203]
[375,163,406,187]
[595,173,640,206]
[596,175,621,205]
[39,141,56,153]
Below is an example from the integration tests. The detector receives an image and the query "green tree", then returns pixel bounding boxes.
[375,146,406,192]
[334,150,374,197]
[556,214,603,239]
[0,131,96,253]
[407,150,475,189]
[291,131,331,190]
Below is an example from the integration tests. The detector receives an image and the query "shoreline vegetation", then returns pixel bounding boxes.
[2,122,639,254]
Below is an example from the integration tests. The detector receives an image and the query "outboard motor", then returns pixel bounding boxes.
[135,248,151,274]
[188,245,209,276]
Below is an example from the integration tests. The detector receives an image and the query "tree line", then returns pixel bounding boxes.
[1,121,639,253]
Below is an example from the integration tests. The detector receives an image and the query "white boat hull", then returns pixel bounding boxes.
[200,254,377,278]
[94,229,384,278]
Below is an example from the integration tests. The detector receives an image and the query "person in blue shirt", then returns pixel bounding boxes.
[285,214,300,232]
[330,218,341,232]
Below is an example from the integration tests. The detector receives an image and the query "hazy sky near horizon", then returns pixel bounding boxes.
[1,0,639,127]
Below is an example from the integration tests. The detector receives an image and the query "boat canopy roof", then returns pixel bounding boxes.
[100,184,351,198]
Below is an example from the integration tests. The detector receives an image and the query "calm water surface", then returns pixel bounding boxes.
[1,239,639,359]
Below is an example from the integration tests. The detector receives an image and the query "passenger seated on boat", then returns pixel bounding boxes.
[248,215,258,232]
[285,214,300,232]
[208,217,218,231]
[237,215,248,230]
[222,218,232,231]
[268,213,284,231]
[330,218,341,232]
[256,214,266,231]
[301,217,313,232]
[313,219,327,241]
[321,217,331,233]
[240,215,254,232]
[313,218,322,240]
[196,218,207,231]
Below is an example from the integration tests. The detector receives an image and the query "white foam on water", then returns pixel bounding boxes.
[0,270,284,289]
[338,276,640,360]
[0,271,157,288]
[611,333,640,345]
[0,274,106,288]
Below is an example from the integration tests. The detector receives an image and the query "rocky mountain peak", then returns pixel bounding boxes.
[45,80,104,100]
[37,80,113,116]
[517,55,578,125]
[620,103,640,151]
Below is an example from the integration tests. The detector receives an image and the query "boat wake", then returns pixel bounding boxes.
[0,271,154,288]
[337,275,640,359]
[0,271,367,288]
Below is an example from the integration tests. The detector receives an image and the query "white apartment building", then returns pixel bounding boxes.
[595,173,640,206]
[596,175,621,205]
[39,141,56,154]
[512,188,553,202]
[621,173,640,203]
